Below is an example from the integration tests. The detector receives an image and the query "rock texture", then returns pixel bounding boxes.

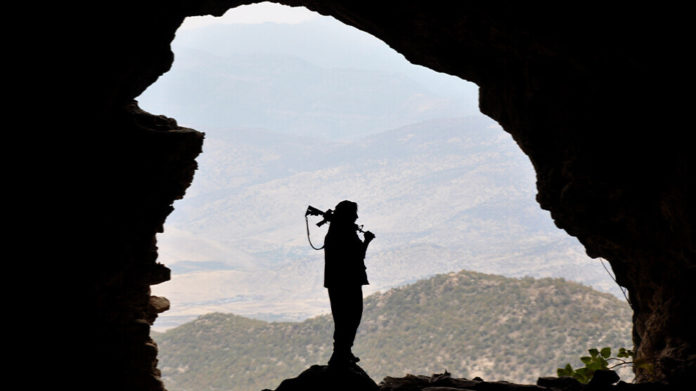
[264,364,380,391]
[381,371,672,391]
[85,102,204,391]
[56,1,694,390]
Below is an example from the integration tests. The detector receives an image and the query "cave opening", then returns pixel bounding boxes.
[136,3,634,389]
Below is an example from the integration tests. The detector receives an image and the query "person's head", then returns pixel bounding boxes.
[332,200,358,226]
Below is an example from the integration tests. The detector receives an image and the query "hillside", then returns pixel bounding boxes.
[139,18,625,331]
[151,115,624,329]
[137,18,479,140]
[153,270,633,391]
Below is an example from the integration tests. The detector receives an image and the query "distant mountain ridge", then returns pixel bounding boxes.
[138,18,479,140]
[140,20,622,331]
[139,47,474,140]
[151,116,624,330]
[153,270,633,391]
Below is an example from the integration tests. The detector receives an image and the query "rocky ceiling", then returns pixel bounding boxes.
[66,1,693,390]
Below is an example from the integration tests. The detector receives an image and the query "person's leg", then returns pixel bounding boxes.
[328,287,351,364]
[346,286,363,346]
[344,285,363,362]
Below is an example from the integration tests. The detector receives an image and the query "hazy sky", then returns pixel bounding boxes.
[180,3,321,30]
[140,2,480,140]
[142,2,624,331]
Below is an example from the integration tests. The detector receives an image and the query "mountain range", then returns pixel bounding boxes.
[139,17,479,140]
[153,270,634,391]
[137,19,625,330]
[150,115,624,330]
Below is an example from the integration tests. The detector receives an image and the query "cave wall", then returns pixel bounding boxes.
[71,1,693,389]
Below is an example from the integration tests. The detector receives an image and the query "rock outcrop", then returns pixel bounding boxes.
[50,1,694,390]
[267,370,676,391]
[381,371,672,391]
[264,364,380,391]
[84,102,204,391]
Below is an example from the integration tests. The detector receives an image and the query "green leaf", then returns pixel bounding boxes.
[557,365,572,377]
[574,368,592,383]
[557,347,635,384]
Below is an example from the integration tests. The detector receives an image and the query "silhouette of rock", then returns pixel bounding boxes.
[263,364,379,391]
[380,372,482,391]
[53,1,695,389]
[382,372,675,391]
[380,372,547,391]
[589,369,620,389]
[537,376,583,390]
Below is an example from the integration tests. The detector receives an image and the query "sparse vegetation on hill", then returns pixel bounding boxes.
[153,270,632,391]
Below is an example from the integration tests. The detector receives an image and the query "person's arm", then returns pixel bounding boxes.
[360,231,375,259]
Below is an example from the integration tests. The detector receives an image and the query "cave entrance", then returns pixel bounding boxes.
[137,3,633,389]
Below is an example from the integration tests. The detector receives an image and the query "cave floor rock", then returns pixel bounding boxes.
[379,372,675,391]
[265,367,678,391]
[380,372,545,391]
[264,364,380,391]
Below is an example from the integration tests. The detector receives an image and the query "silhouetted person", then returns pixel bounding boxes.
[324,200,375,367]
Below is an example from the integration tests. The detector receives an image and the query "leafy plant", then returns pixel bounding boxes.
[557,347,634,383]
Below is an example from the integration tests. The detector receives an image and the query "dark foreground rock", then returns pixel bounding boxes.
[380,372,546,391]
[264,364,380,391]
[264,368,679,391]
[61,2,695,389]
[380,372,676,391]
